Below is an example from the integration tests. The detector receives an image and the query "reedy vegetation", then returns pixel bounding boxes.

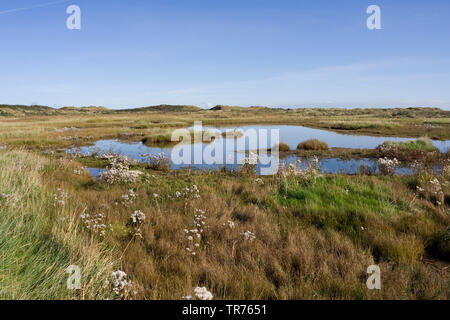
[0,147,448,299]
[0,151,116,299]
[0,108,449,299]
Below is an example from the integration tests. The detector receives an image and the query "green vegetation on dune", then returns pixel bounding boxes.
[123,104,202,113]
[0,104,57,116]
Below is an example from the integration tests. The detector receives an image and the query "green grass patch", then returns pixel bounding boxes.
[380,138,438,152]
[276,175,427,263]
[278,176,399,223]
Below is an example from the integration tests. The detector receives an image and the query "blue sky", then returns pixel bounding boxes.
[1,0,450,109]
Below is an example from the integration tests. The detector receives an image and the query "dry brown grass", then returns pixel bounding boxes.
[276,142,291,152]
[297,139,329,151]
[1,106,449,299]
[1,106,450,153]
[32,158,450,300]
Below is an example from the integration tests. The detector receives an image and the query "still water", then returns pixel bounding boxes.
[69,125,449,176]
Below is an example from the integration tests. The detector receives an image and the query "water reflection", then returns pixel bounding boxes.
[69,125,449,177]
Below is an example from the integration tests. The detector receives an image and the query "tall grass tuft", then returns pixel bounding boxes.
[297,139,329,151]
[276,142,290,152]
[0,151,116,299]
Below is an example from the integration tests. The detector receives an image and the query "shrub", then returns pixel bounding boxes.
[297,139,328,151]
[276,142,290,152]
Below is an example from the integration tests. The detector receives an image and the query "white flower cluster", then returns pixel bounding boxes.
[0,145,7,151]
[73,168,84,175]
[81,212,111,237]
[99,154,143,184]
[311,156,320,167]
[377,157,399,176]
[184,209,206,256]
[377,143,395,153]
[278,160,301,177]
[97,152,136,163]
[429,178,444,206]
[146,152,171,170]
[130,210,146,224]
[129,210,146,239]
[241,230,256,241]
[255,178,264,185]
[175,184,200,199]
[410,160,424,173]
[0,193,18,207]
[183,287,214,300]
[278,158,320,180]
[53,188,69,206]
[194,287,214,300]
[221,220,236,230]
[443,159,450,178]
[243,152,259,165]
[106,270,133,299]
[429,178,442,194]
[120,189,137,207]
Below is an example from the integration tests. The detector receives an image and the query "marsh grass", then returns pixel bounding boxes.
[381,138,438,152]
[278,174,450,266]
[297,139,329,151]
[377,138,446,163]
[0,151,116,299]
[142,134,174,146]
[23,153,447,300]
[1,107,449,153]
[1,107,450,299]
[276,142,291,152]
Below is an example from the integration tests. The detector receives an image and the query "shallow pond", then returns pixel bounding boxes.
[84,156,413,179]
[197,125,450,152]
[68,125,449,176]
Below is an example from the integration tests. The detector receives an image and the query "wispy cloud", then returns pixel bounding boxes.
[0,0,70,15]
